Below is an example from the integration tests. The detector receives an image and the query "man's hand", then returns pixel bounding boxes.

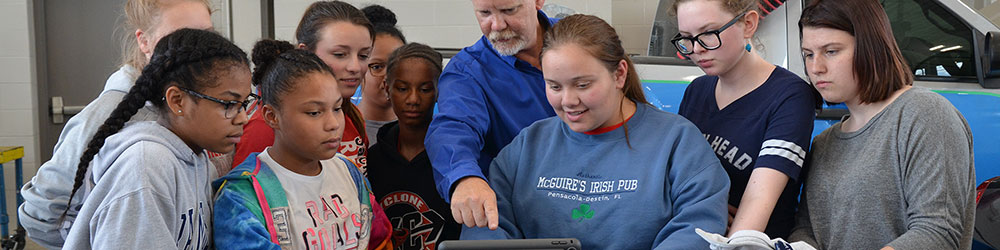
[450,177,499,230]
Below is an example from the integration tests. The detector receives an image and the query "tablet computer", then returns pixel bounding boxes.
[437,238,582,250]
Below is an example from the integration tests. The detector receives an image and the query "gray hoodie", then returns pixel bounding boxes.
[61,120,213,250]
[18,66,159,249]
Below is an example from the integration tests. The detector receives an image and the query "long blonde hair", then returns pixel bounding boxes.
[120,0,212,70]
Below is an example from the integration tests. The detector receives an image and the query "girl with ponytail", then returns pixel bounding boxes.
[359,4,406,146]
[60,28,253,249]
[19,1,213,248]
[460,14,729,249]
[233,1,376,175]
[213,39,392,250]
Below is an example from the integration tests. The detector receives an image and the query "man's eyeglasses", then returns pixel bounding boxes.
[179,87,259,119]
[368,62,387,77]
[671,11,747,55]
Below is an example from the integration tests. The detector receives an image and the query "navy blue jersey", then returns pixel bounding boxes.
[678,66,819,238]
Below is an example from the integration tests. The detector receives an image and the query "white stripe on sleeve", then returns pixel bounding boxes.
[758,147,805,167]
[760,139,807,159]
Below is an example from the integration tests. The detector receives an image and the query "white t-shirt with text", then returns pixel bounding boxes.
[258,149,371,250]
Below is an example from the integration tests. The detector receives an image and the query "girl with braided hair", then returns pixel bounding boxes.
[366,43,463,249]
[233,1,376,175]
[213,38,393,250]
[61,28,253,249]
[18,1,213,248]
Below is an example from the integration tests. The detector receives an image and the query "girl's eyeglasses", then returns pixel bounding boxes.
[671,11,748,55]
[178,87,259,119]
[368,63,387,77]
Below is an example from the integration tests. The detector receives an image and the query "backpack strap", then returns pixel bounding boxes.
[338,156,372,209]
[250,159,281,245]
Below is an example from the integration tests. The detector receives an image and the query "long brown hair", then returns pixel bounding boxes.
[120,0,212,70]
[296,1,375,50]
[541,14,648,146]
[541,14,647,105]
[294,0,374,142]
[799,0,913,104]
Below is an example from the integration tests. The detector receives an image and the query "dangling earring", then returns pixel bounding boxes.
[745,43,752,52]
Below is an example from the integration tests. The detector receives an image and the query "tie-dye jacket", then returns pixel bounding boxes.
[212,152,393,249]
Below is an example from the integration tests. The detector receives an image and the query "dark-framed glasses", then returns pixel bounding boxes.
[368,62,387,77]
[179,87,259,119]
[671,11,748,55]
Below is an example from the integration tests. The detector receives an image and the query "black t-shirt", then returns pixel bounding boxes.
[368,121,461,249]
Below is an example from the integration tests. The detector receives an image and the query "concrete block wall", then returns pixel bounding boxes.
[269,0,658,55]
[613,0,661,55]
[0,0,38,239]
[0,1,231,246]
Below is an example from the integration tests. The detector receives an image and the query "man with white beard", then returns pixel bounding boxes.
[426,0,556,231]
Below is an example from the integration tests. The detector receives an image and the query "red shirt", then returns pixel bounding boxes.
[339,116,369,174]
[232,110,273,168]
[583,112,635,135]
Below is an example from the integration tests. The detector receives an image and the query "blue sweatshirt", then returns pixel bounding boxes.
[425,11,558,201]
[461,104,730,249]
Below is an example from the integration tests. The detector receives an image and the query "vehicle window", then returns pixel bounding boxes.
[884,0,976,80]
[801,0,977,80]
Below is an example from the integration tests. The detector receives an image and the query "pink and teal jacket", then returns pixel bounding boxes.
[212,152,393,249]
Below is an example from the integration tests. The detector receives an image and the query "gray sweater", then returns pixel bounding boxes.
[789,88,976,249]
[18,66,159,249]
[62,121,214,249]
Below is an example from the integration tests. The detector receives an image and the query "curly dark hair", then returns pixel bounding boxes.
[251,39,336,107]
[362,4,406,43]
